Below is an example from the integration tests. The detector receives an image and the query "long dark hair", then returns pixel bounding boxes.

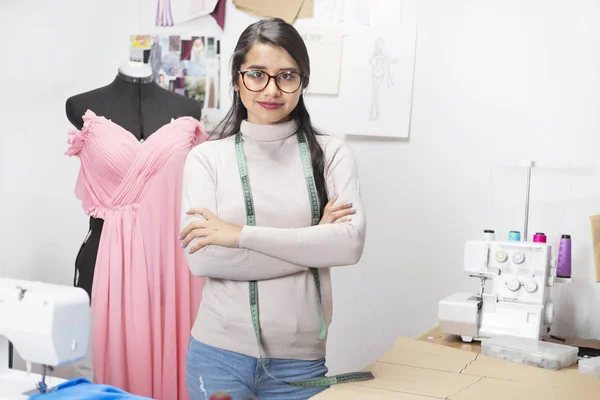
[210,18,329,217]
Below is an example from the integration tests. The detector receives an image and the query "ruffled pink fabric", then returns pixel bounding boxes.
[65,110,97,156]
[65,110,207,400]
[176,116,209,147]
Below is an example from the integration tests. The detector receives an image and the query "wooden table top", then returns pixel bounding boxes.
[415,325,483,353]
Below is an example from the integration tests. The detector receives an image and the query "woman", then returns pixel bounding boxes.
[179,18,367,400]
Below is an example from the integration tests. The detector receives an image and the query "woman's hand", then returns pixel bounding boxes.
[319,194,356,225]
[180,208,242,253]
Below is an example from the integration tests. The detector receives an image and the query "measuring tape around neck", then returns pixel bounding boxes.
[234,130,374,387]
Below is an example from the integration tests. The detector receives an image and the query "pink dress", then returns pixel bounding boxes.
[66,110,207,400]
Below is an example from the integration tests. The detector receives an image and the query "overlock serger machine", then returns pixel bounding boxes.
[438,238,556,342]
[438,161,569,342]
[0,277,90,399]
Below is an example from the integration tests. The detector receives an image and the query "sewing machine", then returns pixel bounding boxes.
[0,277,90,399]
[438,239,556,342]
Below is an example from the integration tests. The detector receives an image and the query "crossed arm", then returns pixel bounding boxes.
[180,142,366,281]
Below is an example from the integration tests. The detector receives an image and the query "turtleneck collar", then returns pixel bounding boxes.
[240,119,298,142]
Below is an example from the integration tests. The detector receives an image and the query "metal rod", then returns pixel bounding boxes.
[523,163,532,242]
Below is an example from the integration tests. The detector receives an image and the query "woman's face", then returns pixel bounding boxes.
[236,42,303,125]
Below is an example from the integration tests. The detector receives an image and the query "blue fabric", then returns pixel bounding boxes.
[186,337,329,400]
[28,378,153,399]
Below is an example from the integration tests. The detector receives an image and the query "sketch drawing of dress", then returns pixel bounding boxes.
[66,110,208,400]
[370,38,393,121]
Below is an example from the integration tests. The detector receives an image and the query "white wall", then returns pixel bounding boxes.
[3,0,600,380]
[0,0,139,285]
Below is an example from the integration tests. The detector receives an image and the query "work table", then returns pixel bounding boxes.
[312,326,600,399]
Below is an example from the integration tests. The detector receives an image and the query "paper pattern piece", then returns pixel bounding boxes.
[379,336,478,373]
[233,0,305,23]
[298,0,315,18]
[309,24,417,138]
[297,26,344,95]
[155,0,219,26]
[313,384,427,399]
[356,362,481,398]
[129,34,221,112]
[313,335,600,400]
[450,377,595,400]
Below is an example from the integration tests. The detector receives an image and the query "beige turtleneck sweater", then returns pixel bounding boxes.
[180,119,366,360]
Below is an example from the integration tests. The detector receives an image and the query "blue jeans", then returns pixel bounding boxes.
[186,337,329,400]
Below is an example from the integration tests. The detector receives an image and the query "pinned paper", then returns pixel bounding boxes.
[297,25,345,95]
[298,0,315,18]
[129,34,222,110]
[307,24,418,138]
[233,0,305,23]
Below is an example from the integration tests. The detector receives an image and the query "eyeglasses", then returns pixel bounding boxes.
[238,70,304,93]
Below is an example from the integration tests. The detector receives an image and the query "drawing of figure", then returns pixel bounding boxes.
[370,37,394,121]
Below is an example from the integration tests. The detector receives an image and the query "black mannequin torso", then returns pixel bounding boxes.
[66,69,201,301]
[66,73,201,139]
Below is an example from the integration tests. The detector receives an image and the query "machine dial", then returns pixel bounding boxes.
[512,252,525,264]
[524,280,538,293]
[506,278,521,292]
[495,250,508,263]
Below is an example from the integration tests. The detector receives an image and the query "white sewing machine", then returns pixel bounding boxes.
[438,239,556,342]
[0,277,90,399]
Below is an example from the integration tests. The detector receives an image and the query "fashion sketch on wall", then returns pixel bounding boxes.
[370,37,395,121]
[309,24,417,139]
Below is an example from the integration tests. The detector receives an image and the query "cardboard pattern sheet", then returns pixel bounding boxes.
[312,336,600,399]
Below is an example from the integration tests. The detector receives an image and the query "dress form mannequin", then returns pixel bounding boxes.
[66,62,201,300]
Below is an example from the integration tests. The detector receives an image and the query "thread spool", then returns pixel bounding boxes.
[484,230,495,241]
[533,232,547,243]
[508,231,521,241]
[557,234,571,278]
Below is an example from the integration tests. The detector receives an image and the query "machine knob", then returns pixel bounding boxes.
[495,250,508,263]
[524,280,538,293]
[506,278,521,291]
[512,252,525,264]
